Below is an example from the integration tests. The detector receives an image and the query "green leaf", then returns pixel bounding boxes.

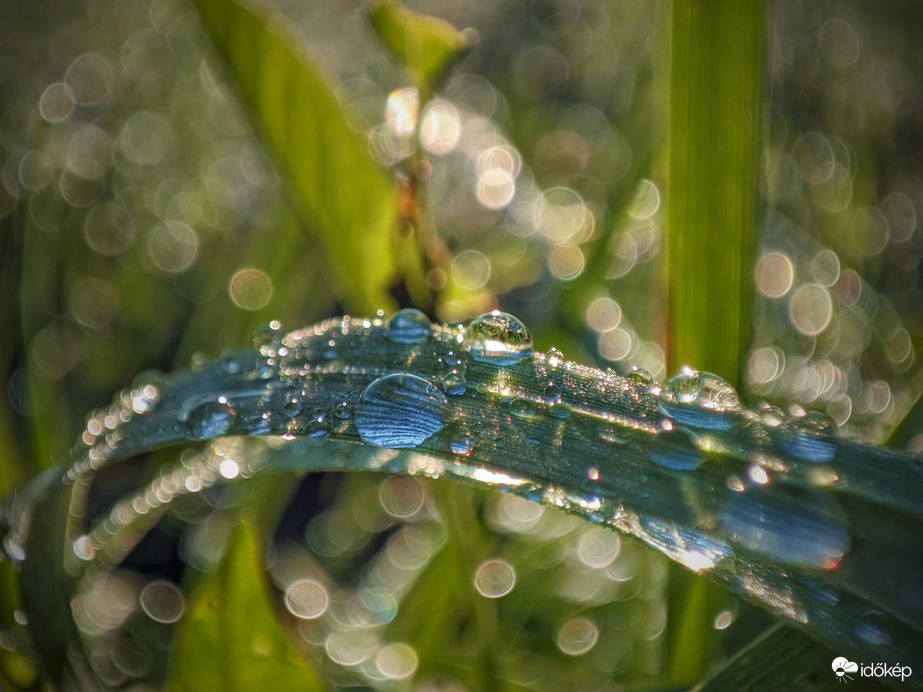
[365,0,468,95]
[191,0,397,313]
[170,521,324,692]
[667,1,768,381]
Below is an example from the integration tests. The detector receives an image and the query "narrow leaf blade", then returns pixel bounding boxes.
[192,0,397,313]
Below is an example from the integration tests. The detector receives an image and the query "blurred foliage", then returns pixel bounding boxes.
[0,0,922,689]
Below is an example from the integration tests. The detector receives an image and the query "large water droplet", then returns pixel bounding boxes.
[465,311,533,366]
[546,347,564,368]
[627,367,652,386]
[355,374,448,449]
[719,486,851,569]
[186,401,236,440]
[659,369,742,431]
[509,398,538,420]
[386,308,432,345]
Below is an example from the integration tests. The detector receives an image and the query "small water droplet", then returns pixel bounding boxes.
[546,347,564,368]
[355,374,448,449]
[283,396,302,418]
[186,401,236,440]
[719,486,851,569]
[451,432,475,456]
[386,308,432,344]
[627,367,652,386]
[465,311,533,366]
[509,398,538,420]
[599,426,628,444]
[543,382,561,404]
[648,427,702,471]
[333,402,352,419]
[797,410,836,435]
[441,370,467,396]
[252,320,282,349]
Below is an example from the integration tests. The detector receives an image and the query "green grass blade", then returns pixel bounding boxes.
[365,0,468,96]
[170,521,325,691]
[667,0,768,382]
[191,0,397,313]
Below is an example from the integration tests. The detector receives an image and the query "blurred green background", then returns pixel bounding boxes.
[0,0,921,689]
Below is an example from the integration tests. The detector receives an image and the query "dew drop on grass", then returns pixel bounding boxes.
[465,311,533,365]
[386,308,431,345]
[719,486,851,569]
[441,370,466,395]
[627,366,652,386]
[355,374,447,449]
[647,426,703,471]
[186,401,236,439]
[659,368,742,431]
[509,398,537,420]
[546,347,564,368]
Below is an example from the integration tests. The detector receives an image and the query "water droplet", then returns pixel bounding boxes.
[186,401,236,440]
[306,419,329,440]
[719,486,851,569]
[283,396,302,418]
[451,432,475,456]
[441,370,467,395]
[386,308,431,344]
[798,410,836,435]
[355,374,448,449]
[647,427,703,471]
[640,517,734,572]
[627,367,652,386]
[781,432,837,463]
[333,402,352,419]
[465,311,533,366]
[252,320,282,349]
[474,559,516,598]
[509,398,538,420]
[543,382,561,404]
[659,369,742,431]
[546,347,564,368]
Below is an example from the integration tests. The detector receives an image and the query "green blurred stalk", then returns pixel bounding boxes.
[664,1,769,685]
[666,0,768,381]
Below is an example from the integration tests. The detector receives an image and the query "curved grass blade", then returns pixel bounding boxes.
[191,0,397,313]
[3,313,922,686]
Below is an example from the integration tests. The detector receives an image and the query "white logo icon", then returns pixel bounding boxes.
[832,657,858,683]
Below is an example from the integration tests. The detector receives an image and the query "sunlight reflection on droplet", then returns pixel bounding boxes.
[39,82,75,122]
[421,100,461,154]
[713,609,735,630]
[386,88,419,137]
[285,579,329,620]
[587,297,621,332]
[218,459,239,479]
[451,249,492,290]
[147,220,198,273]
[789,283,833,335]
[228,268,273,310]
[379,476,426,518]
[549,244,584,280]
[556,618,599,655]
[627,179,660,219]
[376,642,418,680]
[474,559,515,598]
[139,581,185,624]
[755,252,795,297]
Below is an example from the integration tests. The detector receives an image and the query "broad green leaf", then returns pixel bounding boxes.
[667,1,768,381]
[191,0,397,314]
[365,0,468,95]
[170,522,324,692]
